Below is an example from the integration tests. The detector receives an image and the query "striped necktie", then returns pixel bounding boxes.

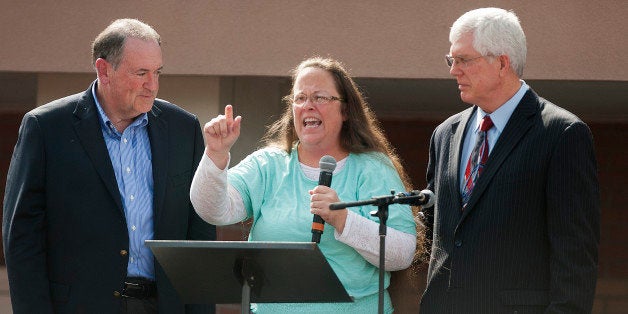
[462,115,494,208]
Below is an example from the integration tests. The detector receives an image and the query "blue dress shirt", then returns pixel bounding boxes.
[92,82,155,279]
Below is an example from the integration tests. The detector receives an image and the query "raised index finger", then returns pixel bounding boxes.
[225,104,233,122]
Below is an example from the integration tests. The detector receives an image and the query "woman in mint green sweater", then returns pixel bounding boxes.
[191,57,418,314]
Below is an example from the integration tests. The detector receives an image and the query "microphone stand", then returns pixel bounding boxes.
[371,195,392,314]
[329,191,397,314]
[329,191,429,314]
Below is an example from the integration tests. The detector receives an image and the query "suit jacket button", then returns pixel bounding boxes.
[454,239,462,247]
[113,291,122,298]
[120,249,128,256]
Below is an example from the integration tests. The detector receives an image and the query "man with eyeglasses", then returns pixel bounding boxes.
[420,7,599,314]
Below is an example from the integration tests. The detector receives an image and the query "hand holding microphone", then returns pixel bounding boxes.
[311,155,337,243]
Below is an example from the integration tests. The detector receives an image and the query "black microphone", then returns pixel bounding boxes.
[311,155,337,243]
[394,189,435,208]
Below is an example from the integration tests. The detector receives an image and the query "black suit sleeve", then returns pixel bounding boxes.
[184,116,217,314]
[2,113,54,313]
[422,128,438,256]
[546,120,599,312]
[185,115,217,242]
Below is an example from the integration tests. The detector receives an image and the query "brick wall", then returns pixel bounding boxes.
[588,123,628,313]
[0,112,25,264]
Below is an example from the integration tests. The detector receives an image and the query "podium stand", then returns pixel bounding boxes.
[147,240,352,314]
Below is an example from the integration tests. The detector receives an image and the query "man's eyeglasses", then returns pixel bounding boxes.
[292,94,344,105]
[445,55,487,67]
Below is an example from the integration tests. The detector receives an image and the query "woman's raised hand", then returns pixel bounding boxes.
[203,104,242,169]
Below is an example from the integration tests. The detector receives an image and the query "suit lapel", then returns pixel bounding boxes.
[72,84,125,215]
[459,90,539,220]
[147,104,168,229]
[448,107,475,212]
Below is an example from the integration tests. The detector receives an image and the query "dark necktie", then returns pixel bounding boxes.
[462,115,494,208]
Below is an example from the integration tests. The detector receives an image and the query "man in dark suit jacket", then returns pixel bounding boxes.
[420,8,599,314]
[2,19,216,313]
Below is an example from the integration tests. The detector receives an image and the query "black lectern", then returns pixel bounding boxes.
[147,240,352,314]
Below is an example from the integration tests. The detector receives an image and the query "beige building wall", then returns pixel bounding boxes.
[2,0,626,138]
[2,0,626,136]
[1,0,626,80]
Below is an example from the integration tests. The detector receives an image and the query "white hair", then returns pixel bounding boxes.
[450,7,527,77]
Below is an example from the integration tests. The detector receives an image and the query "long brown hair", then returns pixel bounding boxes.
[263,57,412,188]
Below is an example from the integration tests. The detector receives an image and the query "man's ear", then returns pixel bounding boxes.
[498,55,511,75]
[94,58,110,84]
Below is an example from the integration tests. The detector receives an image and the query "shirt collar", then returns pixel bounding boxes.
[474,80,529,132]
[92,80,149,136]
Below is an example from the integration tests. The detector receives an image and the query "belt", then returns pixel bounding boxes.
[122,277,157,299]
